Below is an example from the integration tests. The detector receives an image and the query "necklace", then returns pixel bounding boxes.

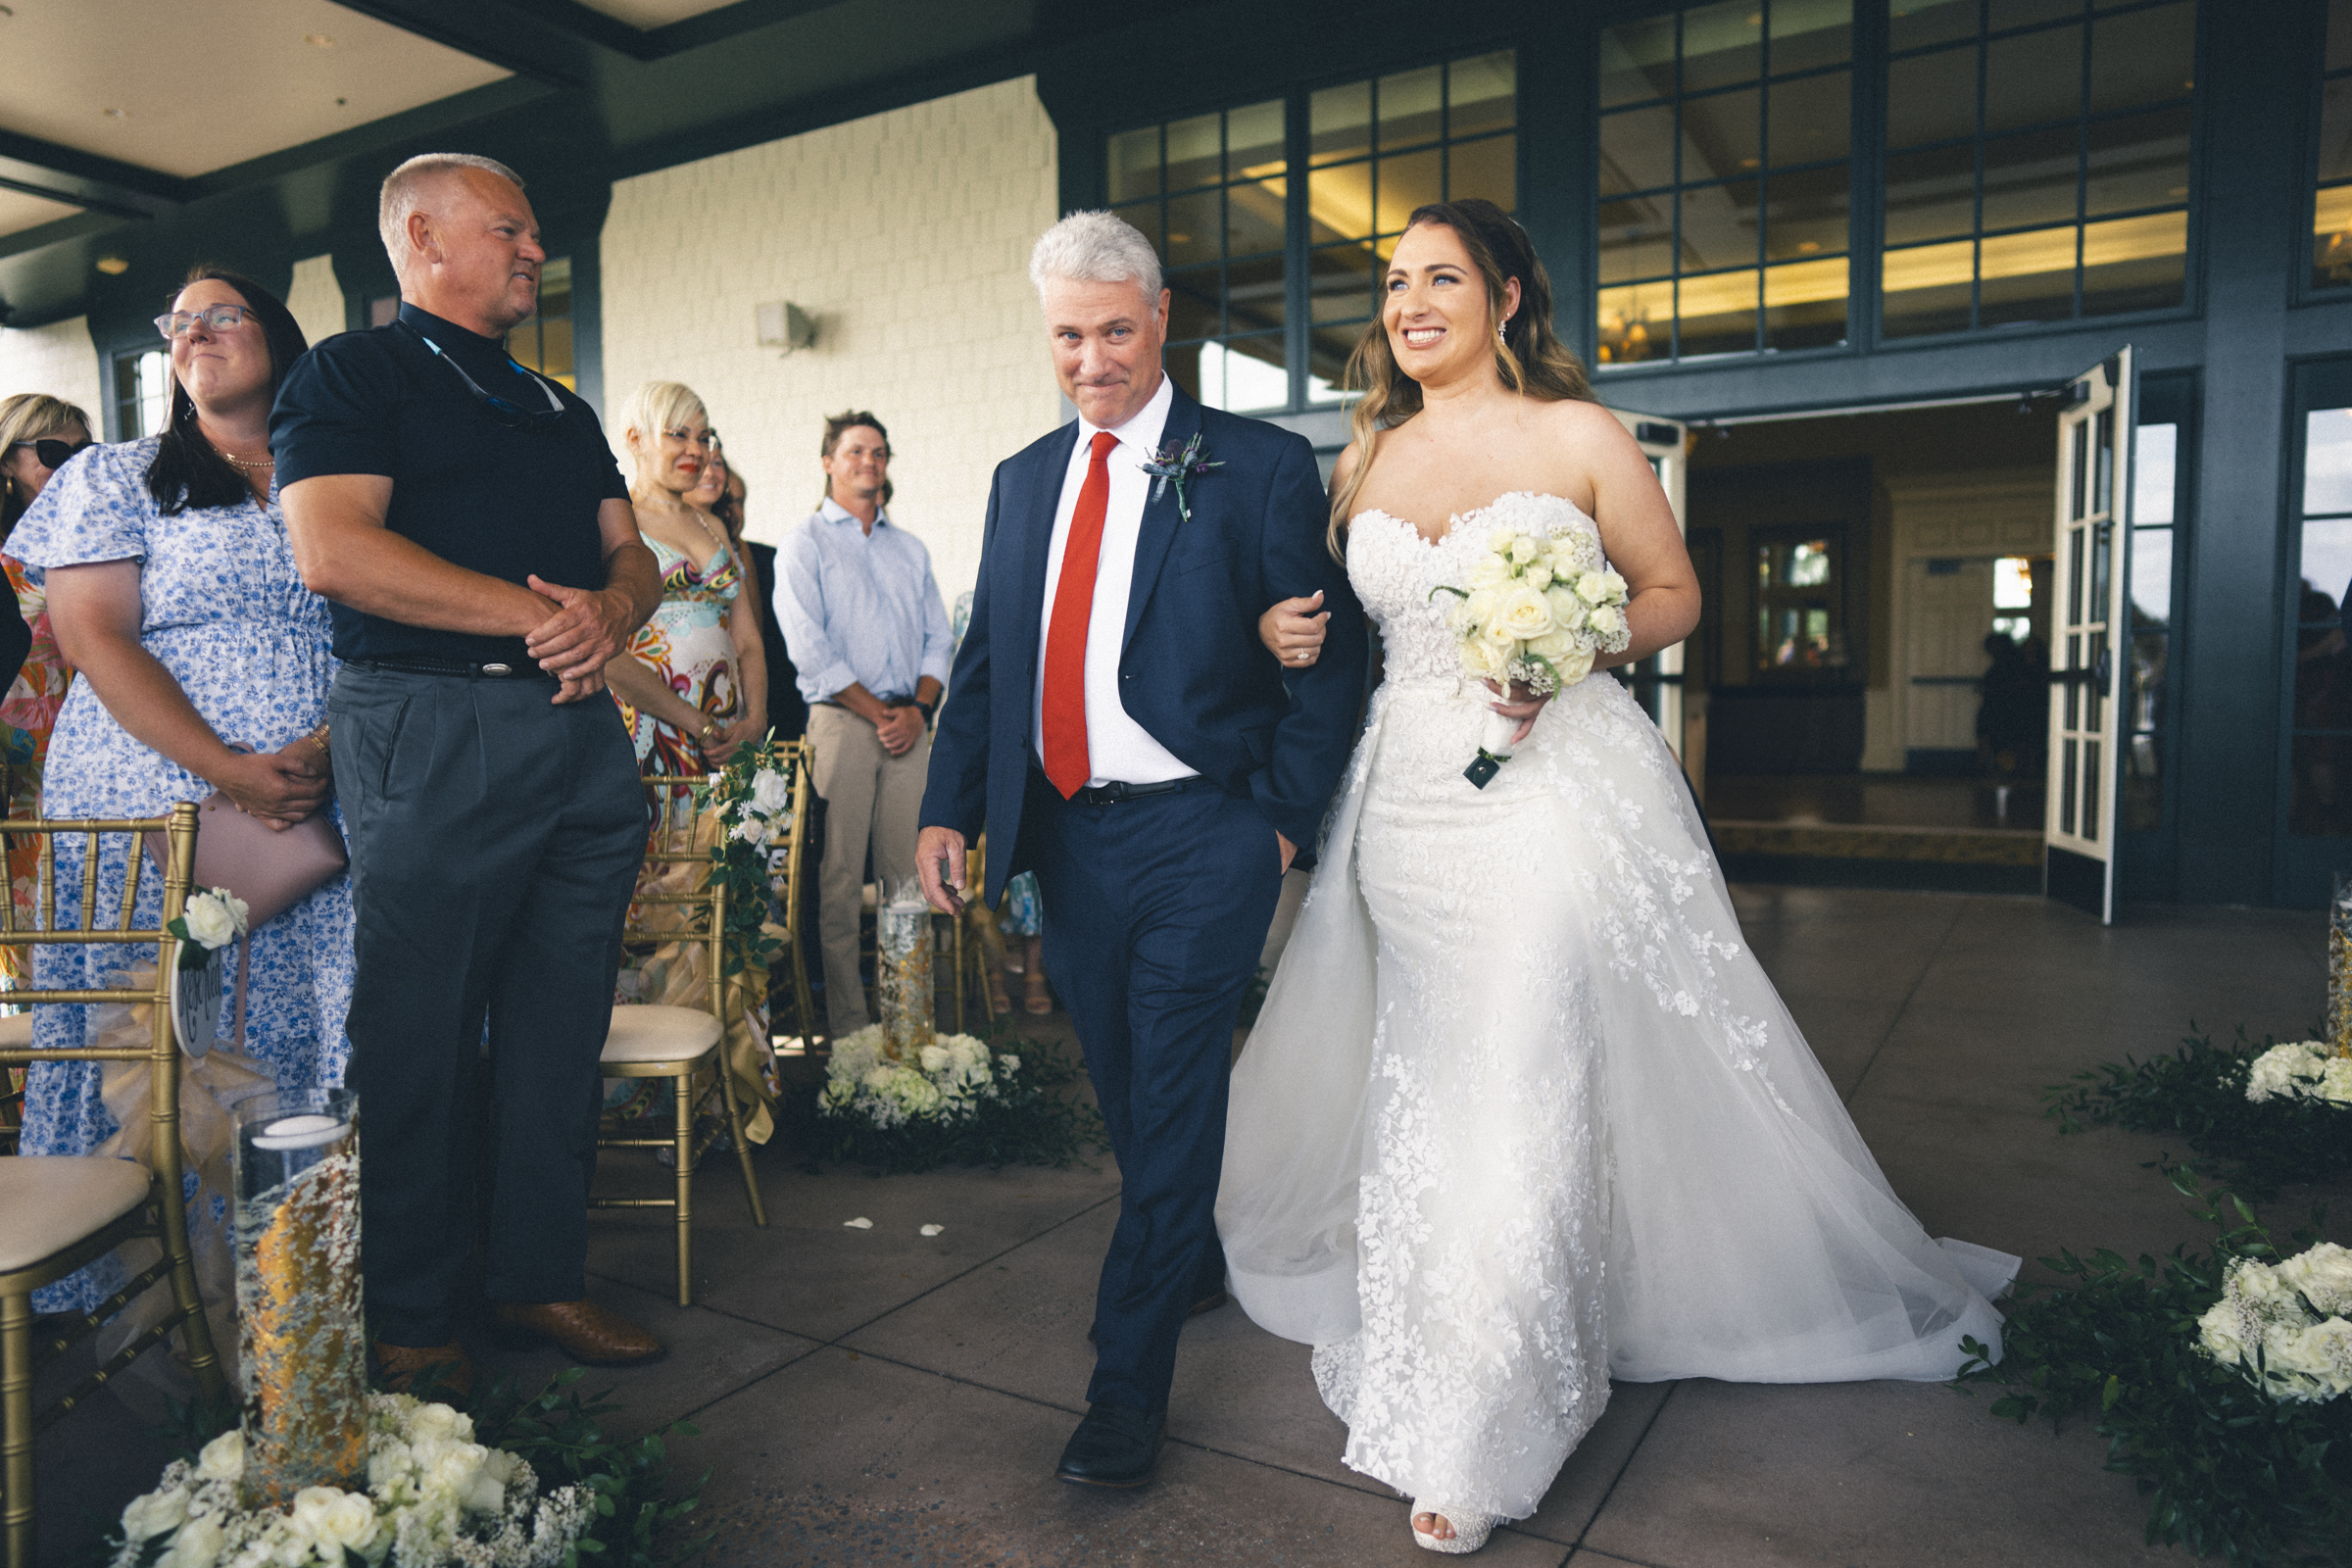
[221,451,274,472]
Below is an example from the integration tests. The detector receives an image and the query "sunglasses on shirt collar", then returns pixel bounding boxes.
[9,438,90,471]
[397,320,566,434]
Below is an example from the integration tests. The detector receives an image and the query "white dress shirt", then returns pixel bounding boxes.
[1031,372,1196,787]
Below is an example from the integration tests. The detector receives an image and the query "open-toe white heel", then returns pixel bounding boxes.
[1410,1501,1494,1554]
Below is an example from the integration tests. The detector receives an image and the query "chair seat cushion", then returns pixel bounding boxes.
[603,1004,721,1066]
[0,1155,150,1272]
[0,1012,30,1051]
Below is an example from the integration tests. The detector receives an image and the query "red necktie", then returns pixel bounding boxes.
[1042,430,1119,798]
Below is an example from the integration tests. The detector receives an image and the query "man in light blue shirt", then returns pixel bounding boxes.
[774,411,954,1036]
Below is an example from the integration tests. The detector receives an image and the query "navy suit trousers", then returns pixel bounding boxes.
[1033,779,1285,1414]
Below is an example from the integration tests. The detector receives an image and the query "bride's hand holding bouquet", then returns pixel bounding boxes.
[1433,525,1630,787]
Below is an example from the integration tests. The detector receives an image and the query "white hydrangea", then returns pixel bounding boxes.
[109,1396,588,1568]
[817,1025,1019,1132]
[2244,1041,2352,1105]
[2199,1246,2352,1402]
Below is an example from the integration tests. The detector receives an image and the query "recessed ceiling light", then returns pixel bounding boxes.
[95,257,128,275]
[305,32,334,47]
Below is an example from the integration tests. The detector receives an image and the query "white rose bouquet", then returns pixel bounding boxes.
[2196,1243,2352,1402]
[2243,1040,2352,1107]
[820,1023,1020,1131]
[167,887,249,972]
[1431,525,1630,788]
[106,1395,591,1568]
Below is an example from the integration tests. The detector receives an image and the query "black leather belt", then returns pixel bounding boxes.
[815,694,913,709]
[350,656,554,681]
[1067,775,1212,807]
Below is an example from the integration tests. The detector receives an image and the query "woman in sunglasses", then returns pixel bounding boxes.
[8,268,357,1318]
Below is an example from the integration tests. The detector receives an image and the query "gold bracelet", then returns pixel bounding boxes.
[308,721,330,755]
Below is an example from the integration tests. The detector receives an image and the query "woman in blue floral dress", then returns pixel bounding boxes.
[10,269,354,1313]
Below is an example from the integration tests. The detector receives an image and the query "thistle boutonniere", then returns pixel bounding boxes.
[1140,433,1224,522]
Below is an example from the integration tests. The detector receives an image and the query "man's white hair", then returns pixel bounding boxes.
[1029,211,1162,306]
[379,153,524,270]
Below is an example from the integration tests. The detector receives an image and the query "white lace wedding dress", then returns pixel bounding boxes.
[1216,492,2018,1523]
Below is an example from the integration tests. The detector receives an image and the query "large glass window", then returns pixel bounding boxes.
[2293,399,2352,839]
[1595,1,1855,366]
[2315,0,2352,289]
[1105,51,1516,416]
[507,257,574,390]
[1881,0,2195,338]
[111,348,167,441]
[2124,418,2177,831]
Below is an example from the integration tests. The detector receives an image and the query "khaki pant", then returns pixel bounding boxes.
[808,704,930,1036]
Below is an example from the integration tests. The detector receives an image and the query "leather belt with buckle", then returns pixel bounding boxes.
[1067,776,1211,807]
[351,656,554,681]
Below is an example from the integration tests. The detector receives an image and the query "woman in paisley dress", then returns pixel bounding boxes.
[607,380,765,773]
[1216,202,2016,1553]
[0,394,92,954]
[10,268,355,1314]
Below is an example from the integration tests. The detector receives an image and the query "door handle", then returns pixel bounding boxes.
[2094,645,2112,693]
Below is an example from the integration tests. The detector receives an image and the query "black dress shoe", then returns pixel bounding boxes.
[1054,1401,1166,1488]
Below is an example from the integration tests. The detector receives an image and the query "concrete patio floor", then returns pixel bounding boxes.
[34,884,2337,1567]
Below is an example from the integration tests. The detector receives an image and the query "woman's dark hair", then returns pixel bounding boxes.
[146,266,308,516]
[1328,198,1592,555]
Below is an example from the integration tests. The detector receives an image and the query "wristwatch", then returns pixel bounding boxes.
[916,698,938,724]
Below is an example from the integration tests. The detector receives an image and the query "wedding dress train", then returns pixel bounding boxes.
[1216,492,2017,1523]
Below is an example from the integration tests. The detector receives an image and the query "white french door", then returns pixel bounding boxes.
[2045,348,2134,922]
[1611,410,1690,764]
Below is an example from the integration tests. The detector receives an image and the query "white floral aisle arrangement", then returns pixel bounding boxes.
[818,1025,1015,1129]
[1430,525,1630,787]
[2242,1039,2352,1107]
[2197,1242,2352,1401]
[107,1395,590,1568]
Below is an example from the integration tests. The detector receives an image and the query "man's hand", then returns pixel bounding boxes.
[1278,831,1298,875]
[524,574,634,697]
[875,705,924,758]
[917,825,966,915]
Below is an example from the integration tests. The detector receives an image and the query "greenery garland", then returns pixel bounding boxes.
[2045,1024,2352,1200]
[780,1026,1106,1175]
[686,737,797,983]
[1955,1166,2352,1566]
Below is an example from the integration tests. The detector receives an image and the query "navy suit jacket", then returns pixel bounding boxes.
[920,382,1367,907]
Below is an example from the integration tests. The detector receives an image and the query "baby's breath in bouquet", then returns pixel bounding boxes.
[1431,526,1630,788]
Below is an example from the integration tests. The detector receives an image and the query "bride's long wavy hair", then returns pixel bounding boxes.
[1326,199,1593,560]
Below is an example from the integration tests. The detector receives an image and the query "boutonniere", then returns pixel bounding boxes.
[1139,433,1225,522]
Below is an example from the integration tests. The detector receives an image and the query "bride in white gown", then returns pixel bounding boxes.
[1218,199,2017,1555]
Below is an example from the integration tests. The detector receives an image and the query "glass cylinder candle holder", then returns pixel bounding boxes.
[2332,873,2352,1057]
[877,875,934,1060]
[233,1088,365,1508]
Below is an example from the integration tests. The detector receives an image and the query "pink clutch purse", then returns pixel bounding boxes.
[143,791,348,929]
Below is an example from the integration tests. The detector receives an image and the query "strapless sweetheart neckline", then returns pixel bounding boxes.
[1349,490,1597,548]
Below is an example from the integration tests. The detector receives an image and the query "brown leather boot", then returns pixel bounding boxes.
[372,1340,476,1404]
[491,1299,664,1365]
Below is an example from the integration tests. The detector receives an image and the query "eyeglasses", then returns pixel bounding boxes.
[662,426,719,451]
[8,438,91,471]
[154,304,256,341]
[400,322,565,434]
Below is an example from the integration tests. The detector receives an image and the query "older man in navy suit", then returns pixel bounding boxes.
[918,211,1366,1488]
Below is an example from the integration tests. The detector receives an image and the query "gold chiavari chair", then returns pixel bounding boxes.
[0,804,224,1568]
[767,740,820,1049]
[593,779,765,1306]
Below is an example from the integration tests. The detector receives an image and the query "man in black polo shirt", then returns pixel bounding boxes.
[274,152,663,1394]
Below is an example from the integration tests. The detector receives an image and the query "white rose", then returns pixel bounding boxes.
[2322,1056,2352,1105]
[918,1045,952,1074]
[1574,570,1612,606]
[861,1065,898,1094]
[1495,584,1556,641]
[122,1485,191,1542]
[1587,604,1631,647]
[1467,552,1513,589]
[1527,628,1578,665]
[751,769,792,814]
[406,1402,471,1446]
[1598,569,1630,603]
[1550,644,1595,688]
[161,1510,225,1568]
[949,1037,988,1072]
[1458,636,1509,681]
[1521,559,1554,591]
[2283,1244,2352,1315]
[1459,586,1501,631]
[2197,1298,2245,1364]
[1544,584,1586,628]
[1506,532,1543,566]
[731,816,768,848]
[181,894,236,951]
[314,1491,379,1550]
[196,1430,244,1483]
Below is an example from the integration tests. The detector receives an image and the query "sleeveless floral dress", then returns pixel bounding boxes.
[616,531,742,776]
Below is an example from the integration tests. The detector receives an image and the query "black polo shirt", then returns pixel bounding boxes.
[270,301,628,665]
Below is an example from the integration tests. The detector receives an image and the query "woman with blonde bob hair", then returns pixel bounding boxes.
[1220,199,2015,1554]
[607,378,765,772]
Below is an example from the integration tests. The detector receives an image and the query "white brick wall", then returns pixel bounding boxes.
[600,75,1063,604]
[0,317,104,430]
